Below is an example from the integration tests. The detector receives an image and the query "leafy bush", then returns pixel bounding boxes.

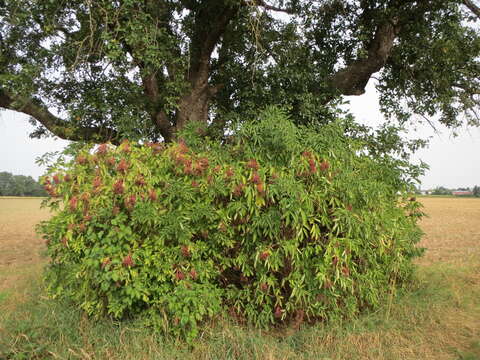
[39,108,424,341]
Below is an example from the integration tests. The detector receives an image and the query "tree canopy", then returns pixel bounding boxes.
[1,0,479,143]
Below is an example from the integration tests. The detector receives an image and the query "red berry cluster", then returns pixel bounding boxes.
[181,245,191,257]
[107,157,116,167]
[320,160,329,172]
[246,159,259,170]
[69,196,78,211]
[225,167,234,179]
[274,306,282,319]
[233,183,245,197]
[76,155,87,165]
[92,176,102,189]
[122,254,134,267]
[189,269,198,280]
[175,270,185,281]
[302,150,317,174]
[194,157,209,175]
[113,179,124,194]
[96,143,108,155]
[250,172,261,184]
[148,189,157,201]
[116,159,129,174]
[135,176,146,187]
[124,194,136,209]
[120,140,131,153]
[146,142,164,154]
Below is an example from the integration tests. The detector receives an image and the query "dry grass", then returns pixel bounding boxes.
[0,196,479,359]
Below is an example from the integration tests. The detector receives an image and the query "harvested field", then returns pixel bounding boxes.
[418,197,480,265]
[0,198,50,293]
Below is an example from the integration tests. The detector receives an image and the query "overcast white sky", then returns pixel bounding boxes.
[0,82,479,189]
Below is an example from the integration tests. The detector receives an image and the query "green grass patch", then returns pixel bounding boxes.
[0,291,9,304]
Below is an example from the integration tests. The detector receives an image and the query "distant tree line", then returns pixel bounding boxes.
[427,186,480,197]
[430,186,452,195]
[0,171,47,197]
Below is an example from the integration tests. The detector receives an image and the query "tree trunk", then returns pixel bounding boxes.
[176,87,210,132]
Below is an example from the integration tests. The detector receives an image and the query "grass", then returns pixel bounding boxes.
[0,197,479,359]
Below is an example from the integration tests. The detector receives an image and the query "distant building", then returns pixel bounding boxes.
[452,191,473,196]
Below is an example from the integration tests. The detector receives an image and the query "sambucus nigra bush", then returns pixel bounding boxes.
[39,108,424,341]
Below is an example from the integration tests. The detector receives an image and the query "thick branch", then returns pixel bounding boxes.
[141,73,175,141]
[463,0,480,18]
[189,2,239,86]
[154,111,174,142]
[328,19,400,97]
[0,90,118,143]
[173,2,239,131]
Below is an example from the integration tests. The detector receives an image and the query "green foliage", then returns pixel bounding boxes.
[39,109,424,341]
[0,1,479,142]
[0,171,46,196]
[473,186,480,197]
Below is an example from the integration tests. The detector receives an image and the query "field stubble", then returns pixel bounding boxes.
[418,197,480,265]
[0,197,479,360]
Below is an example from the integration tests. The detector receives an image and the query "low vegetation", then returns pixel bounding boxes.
[37,110,423,340]
[1,197,479,359]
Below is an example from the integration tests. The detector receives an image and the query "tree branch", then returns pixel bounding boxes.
[326,19,400,97]
[189,2,239,86]
[154,110,174,142]
[453,82,480,95]
[463,0,480,18]
[0,89,118,143]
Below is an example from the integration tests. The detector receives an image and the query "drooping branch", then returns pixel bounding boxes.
[0,89,118,143]
[327,19,400,97]
[463,0,480,18]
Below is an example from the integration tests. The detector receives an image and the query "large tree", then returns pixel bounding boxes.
[0,0,479,143]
